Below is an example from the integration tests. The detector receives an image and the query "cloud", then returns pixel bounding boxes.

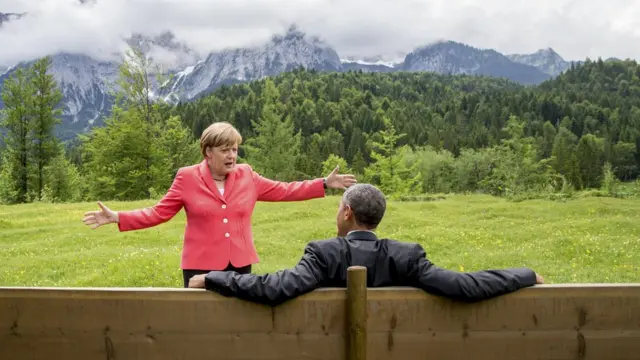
[1,0,639,67]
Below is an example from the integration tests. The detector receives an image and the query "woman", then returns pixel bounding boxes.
[82,122,356,287]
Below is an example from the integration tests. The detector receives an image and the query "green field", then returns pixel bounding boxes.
[0,194,638,287]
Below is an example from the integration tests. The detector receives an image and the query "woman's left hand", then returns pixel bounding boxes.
[324,166,357,190]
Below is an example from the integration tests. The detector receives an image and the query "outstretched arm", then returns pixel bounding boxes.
[407,244,540,302]
[116,168,185,231]
[198,243,328,306]
[252,165,357,202]
[252,170,326,202]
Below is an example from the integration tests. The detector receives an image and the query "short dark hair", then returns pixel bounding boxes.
[342,184,386,228]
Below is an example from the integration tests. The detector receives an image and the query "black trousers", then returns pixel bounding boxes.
[182,263,252,288]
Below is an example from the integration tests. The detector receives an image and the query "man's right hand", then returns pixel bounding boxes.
[82,201,119,229]
[535,273,545,284]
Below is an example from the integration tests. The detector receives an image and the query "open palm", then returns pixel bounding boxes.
[82,201,118,229]
[325,166,357,190]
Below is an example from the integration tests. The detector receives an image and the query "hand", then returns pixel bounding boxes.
[324,166,357,190]
[535,273,544,284]
[188,274,206,288]
[82,201,119,229]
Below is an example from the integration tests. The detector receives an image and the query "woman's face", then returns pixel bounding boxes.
[206,142,239,177]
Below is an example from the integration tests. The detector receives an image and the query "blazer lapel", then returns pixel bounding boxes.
[224,167,237,198]
[199,160,225,203]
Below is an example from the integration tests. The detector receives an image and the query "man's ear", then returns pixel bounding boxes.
[343,204,353,221]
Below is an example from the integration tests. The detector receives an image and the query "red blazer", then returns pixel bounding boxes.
[117,160,325,270]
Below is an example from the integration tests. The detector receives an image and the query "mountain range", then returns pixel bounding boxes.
[0,13,584,140]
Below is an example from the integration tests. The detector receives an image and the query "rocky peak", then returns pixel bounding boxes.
[506,47,570,76]
[157,25,342,102]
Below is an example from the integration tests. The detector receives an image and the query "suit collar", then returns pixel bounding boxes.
[199,160,228,203]
[345,230,378,241]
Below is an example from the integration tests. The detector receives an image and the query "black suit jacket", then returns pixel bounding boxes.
[204,230,537,306]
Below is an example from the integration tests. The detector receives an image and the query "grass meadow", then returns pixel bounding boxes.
[0,194,638,287]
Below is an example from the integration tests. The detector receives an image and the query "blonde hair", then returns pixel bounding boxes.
[200,122,243,158]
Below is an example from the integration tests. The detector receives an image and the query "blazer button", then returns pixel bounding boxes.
[222,204,227,209]
[225,233,230,238]
[223,218,228,223]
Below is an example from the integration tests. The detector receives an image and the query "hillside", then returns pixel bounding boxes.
[2,53,639,205]
[174,59,640,186]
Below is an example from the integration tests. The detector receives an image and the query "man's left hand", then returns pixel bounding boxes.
[325,166,357,190]
[188,274,206,288]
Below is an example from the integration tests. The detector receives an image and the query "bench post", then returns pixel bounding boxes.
[347,265,367,360]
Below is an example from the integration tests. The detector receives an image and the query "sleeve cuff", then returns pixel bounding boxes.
[517,268,538,286]
[116,211,130,232]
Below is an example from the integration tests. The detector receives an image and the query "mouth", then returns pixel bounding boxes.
[224,161,234,167]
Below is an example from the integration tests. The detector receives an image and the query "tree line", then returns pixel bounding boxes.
[173,59,640,198]
[1,53,639,205]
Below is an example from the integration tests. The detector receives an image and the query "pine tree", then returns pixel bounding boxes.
[364,116,422,197]
[243,104,301,181]
[115,46,166,198]
[575,134,605,188]
[153,115,201,194]
[0,67,34,203]
[29,57,63,200]
[551,127,579,188]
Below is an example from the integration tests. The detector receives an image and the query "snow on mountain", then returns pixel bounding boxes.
[507,48,572,77]
[158,26,342,102]
[339,54,403,73]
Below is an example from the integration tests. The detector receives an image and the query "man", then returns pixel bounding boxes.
[189,184,543,306]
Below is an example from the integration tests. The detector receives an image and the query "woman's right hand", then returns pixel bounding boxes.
[82,201,119,229]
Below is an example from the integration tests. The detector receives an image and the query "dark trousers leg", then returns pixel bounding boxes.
[183,263,252,288]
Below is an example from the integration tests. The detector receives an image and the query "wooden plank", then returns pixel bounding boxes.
[2,285,640,360]
[0,287,347,335]
[366,330,640,360]
[366,285,640,332]
[1,333,347,360]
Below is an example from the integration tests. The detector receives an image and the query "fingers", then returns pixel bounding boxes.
[340,175,358,187]
[97,201,108,211]
[326,166,339,178]
[83,217,99,228]
[83,216,101,229]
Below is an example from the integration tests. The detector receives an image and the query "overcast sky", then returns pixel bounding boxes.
[1,0,639,66]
